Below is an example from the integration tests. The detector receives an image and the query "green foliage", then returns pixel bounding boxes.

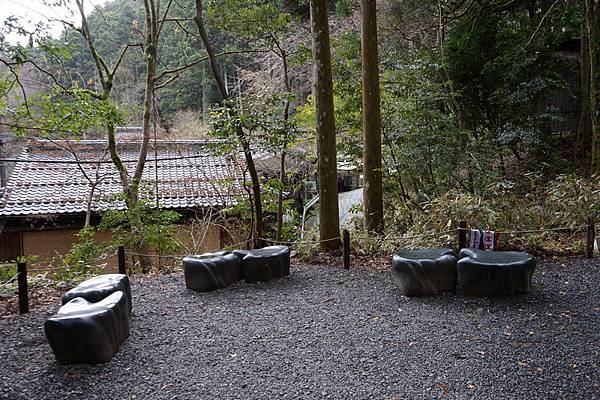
[51,191,183,278]
[209,94,306,240]
[382,51,482,198]
[375,174,596,254]
[0,264,17,284]
[32,198,182,275]
[0,255,41,298]
[41,90,120,136]
[209,94,303,151]
[0,70,13,111]
[1,0,591,260]
[1,84,124,138]
[293,95,316,130]
[46,0,229,124]
[100,195,182,256]
[444,4,575,161]
[209,0,292,39]
[334,0,358,17]
[330,32,364,161]
[55,226,106,281]
[405,174,599,233]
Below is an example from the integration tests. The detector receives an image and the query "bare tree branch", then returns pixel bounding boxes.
[154,49,270,83]
[525,0,560,47]
[0,58,31,116]
[158,0,175,35]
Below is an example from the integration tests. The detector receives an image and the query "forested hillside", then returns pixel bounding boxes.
[0,0,598,256]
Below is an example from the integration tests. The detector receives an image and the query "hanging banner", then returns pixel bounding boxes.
[469,229,482,249]
[482,231,497,251]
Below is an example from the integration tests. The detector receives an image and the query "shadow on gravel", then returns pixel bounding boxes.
[182,276,300,298]
[390,281,567,317]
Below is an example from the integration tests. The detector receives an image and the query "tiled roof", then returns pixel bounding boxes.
[0,140,245,217]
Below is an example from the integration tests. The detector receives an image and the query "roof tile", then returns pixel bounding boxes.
[0,140,245,217]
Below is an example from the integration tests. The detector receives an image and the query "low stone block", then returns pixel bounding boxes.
[233,246,291,283]
[62,274,132,313]
[458,248,536,296]
[183,252,242,292]
[45,291,130,365]
[391,248,458,296]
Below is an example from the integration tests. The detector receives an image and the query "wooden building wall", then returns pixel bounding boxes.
[0,223,222,273]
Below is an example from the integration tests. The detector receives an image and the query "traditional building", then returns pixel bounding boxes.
[0,139,246,269]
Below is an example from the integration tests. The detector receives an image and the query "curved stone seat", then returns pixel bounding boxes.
[62,274,132,313]
[391,248,458,296]
[233,246,290,283]
[458,248,536,296]
[182,251,242,292]
[45,291,130,365]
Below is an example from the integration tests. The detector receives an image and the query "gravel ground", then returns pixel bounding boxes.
[1,258,599,400]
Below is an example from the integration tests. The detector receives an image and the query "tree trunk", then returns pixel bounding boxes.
[85,184,96,227]
[106,123,130,193]
[128,0,159,272]
[588,0,600,172]
[310,0,341,250]
[133,0,157,203]
[202,62,220,121]
[75,0,156,271]
[194,0,265,248]
[361,0,384,233]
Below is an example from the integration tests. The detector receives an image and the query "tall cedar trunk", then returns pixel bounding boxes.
[361,0,384,233]
[579,0,593,162]
[193,0,265,247]
[310,0,341,250]
[588,0,600,172]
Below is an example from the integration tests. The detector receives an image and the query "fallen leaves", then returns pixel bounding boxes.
[436,383,449,396]
[560,309,572,317]
[0,286,65,317]
[517,361,528,367]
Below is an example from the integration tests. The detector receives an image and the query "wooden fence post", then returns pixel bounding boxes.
[343,229,350,270]
[17,261,28,314]
[458,220,467,252]
[118,245,126,275]
[586,216,595,259]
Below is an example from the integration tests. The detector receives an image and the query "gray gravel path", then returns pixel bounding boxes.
[1,259,599,400]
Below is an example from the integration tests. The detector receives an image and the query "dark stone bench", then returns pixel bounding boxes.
[45,290,130,365]
[62,274,132,313]
[233,246,290,283]
[391,248,458,296]
[458,248,536,296]
[182,251,242,292]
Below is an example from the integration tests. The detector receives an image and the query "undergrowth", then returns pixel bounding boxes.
[297,174,596,259]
